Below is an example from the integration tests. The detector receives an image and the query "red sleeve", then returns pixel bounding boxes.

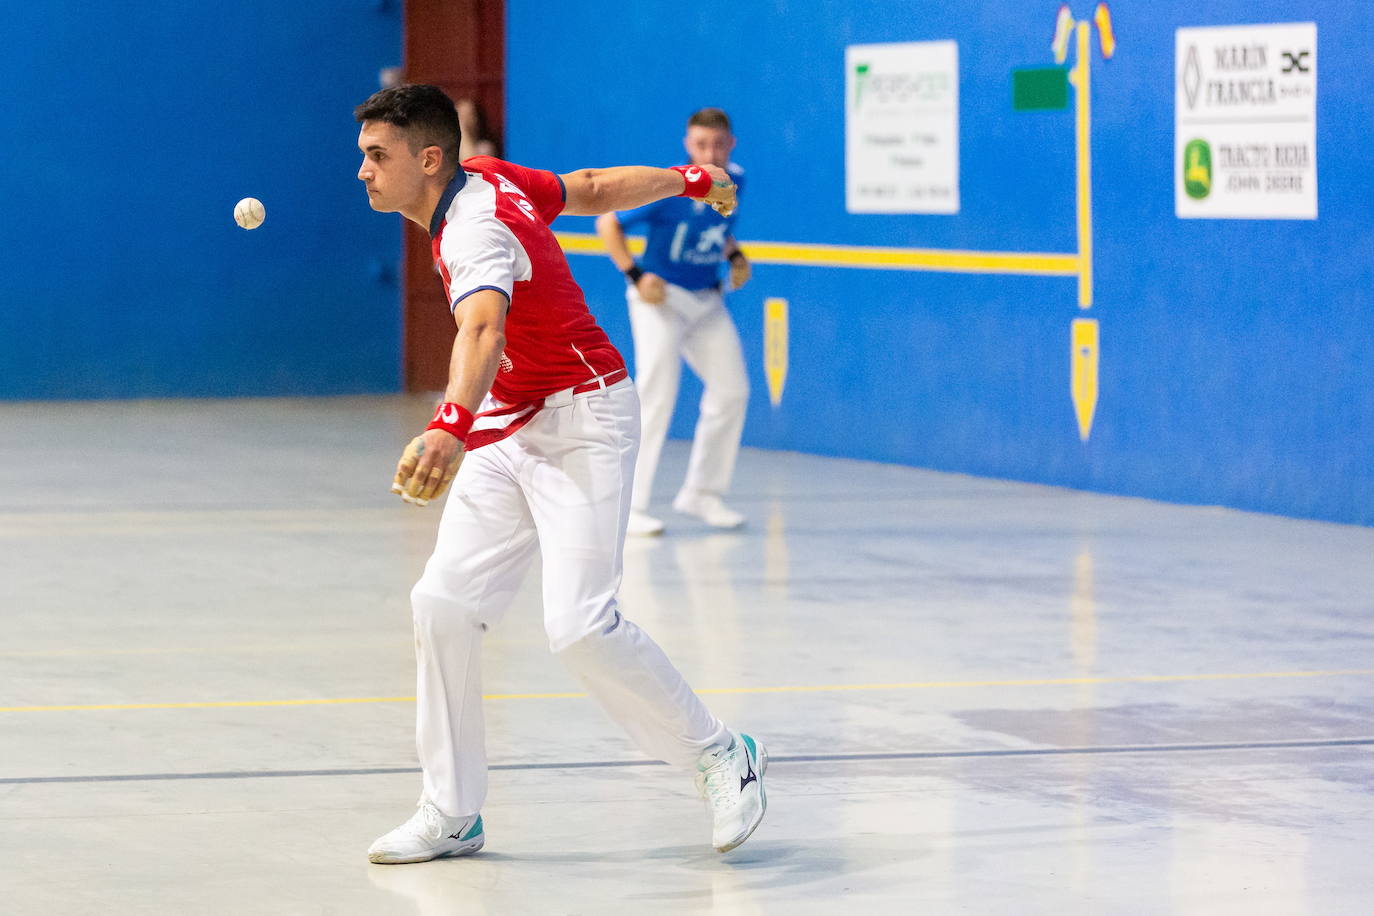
[464,156,566,225]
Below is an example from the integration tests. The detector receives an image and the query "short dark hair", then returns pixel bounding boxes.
[354,84,463,174]
[687,107,732,132]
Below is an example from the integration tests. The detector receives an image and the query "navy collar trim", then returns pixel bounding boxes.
[428,169,468,238]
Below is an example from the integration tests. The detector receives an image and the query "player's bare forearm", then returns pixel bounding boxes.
[561,165,735,216]
[595,213,636,272]
[443,320,505,410]
[561,166,681,215]
[442,287,510,407]
[391,289,508,506]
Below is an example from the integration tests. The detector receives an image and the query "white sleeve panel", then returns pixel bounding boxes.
[437,206,534,311]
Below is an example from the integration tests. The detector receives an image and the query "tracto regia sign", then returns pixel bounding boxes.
[846,40,959,214]
[1175,22,1317,219]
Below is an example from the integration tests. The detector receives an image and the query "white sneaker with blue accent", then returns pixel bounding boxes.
[696,732,768,852]
[367,800,485,864]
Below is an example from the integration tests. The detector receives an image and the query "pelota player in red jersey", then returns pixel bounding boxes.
[352,84,767,864]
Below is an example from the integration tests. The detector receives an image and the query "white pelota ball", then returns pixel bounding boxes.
[234,197,266,230]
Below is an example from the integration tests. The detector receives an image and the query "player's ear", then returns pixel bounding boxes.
[421,145,444,176]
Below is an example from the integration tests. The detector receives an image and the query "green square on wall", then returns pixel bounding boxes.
[1012,67,1070,110]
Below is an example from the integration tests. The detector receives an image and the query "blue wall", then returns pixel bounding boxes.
[508,0,1374,526]
[1,1,402,398]
[5,2,1367,526]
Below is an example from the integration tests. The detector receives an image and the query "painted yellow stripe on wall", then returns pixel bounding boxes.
[554,232,1079,277]
[5,669,1371,712]
[1073,20,1094,307]
[556,232,643,256]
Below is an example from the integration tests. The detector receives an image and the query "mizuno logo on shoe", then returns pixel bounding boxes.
[739,757,757,792]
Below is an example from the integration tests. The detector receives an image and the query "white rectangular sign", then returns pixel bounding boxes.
[1175,22,1317,219]
[846,40,959,214]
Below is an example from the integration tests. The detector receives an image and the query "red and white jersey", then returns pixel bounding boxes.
[429,156,625,404]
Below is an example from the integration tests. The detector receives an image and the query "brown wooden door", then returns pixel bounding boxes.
[402,0,505,391]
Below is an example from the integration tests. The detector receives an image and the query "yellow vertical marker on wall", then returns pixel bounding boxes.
[1071,318,1099,441]
[1070,21,1093,311]
[764,297,789,407]
[1060,5,1116,442]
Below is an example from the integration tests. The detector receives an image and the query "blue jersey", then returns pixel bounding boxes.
[617,162,744,291]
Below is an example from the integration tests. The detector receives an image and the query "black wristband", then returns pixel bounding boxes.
[625,265,644,284]
[727,250,746,265]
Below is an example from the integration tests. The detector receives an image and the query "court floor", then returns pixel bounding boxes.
[3,395,1373,915]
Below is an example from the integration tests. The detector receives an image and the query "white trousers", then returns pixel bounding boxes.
[410,379,730,817]
[627,282,749,512]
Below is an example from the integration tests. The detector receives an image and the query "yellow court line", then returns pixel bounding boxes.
[553,232,1080,277]
[4,669,1372,713]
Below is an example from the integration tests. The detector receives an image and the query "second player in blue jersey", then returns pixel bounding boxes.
[597,107,753,535]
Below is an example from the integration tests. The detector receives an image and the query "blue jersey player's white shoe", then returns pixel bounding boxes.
[673,490,745,529]
[696,732,768,852]
[627,508,666,537]
[367,800,485,864]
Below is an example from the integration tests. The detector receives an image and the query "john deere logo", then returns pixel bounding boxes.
[1184,139,1212,200]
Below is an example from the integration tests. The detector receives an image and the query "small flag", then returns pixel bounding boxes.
[1052,5,1074,64]
[1094,3,1116,59]
[764,298,789,407]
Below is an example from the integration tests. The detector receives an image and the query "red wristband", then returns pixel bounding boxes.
[426,403,475,442]
[671,165,713,199]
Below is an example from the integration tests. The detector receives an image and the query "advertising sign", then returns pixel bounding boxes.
[1175,23,1317,219]
[846,41,960,214]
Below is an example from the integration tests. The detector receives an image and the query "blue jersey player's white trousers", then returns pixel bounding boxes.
[627,282,749,512]
[409,378,731,817]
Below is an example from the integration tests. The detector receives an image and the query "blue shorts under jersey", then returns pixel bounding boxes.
[616,162,744,291]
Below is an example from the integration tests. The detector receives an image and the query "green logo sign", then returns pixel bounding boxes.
[1184,139,1212,200]
[853,63,870,109]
